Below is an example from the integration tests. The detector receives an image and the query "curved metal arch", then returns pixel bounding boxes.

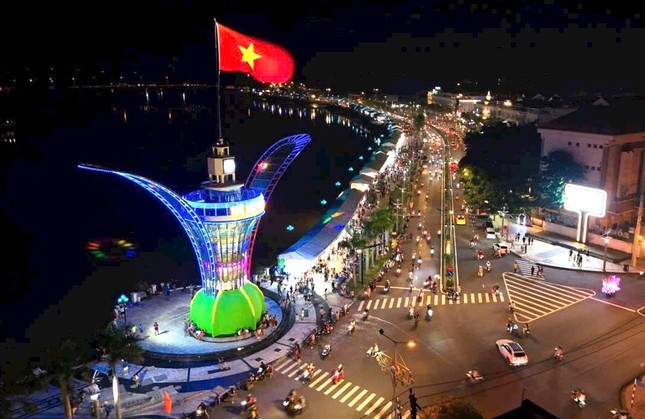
[78,164,217,291]
[244,133,312,274]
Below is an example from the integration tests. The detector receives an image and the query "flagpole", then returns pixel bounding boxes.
[214,18,223,141]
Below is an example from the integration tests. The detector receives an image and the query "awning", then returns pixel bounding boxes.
[279,189,365,262]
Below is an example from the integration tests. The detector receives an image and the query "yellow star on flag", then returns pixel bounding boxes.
[238,43,262,69]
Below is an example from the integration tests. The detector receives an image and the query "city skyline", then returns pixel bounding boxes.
[1,1,644,95]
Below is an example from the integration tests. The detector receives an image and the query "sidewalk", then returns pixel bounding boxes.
[620,374,645,419]
[493,218,640,274]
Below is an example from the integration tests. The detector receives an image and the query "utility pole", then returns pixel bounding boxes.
[632,192,644,267]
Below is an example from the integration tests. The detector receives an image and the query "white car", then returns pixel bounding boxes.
[485,227,496,239]
[493,243,510,255]
[496,339,528,366]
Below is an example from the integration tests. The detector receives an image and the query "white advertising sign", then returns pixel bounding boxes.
[563,184,607,217]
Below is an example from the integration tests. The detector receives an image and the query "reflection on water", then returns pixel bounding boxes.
[0,87,390,340]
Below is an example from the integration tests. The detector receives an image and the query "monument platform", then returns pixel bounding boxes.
[121,286,292,368]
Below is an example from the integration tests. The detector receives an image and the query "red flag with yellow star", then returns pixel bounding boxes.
[216,23,295,84]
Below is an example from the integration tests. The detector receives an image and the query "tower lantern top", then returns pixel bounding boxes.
[206,137,238,187]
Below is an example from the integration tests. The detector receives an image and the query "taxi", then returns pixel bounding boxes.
[455,214,467,225]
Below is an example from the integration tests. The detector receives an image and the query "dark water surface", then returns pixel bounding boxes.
[0,87,387,345]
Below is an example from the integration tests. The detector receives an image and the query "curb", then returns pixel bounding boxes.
[509,249,628,275]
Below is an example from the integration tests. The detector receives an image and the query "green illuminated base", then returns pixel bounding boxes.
[189,282,267,337]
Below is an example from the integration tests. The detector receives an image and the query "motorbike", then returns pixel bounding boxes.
[554,347,564,361]
[347,321,355,336]
[413,315,419,327]
[611,408,629,419]
[522,325,530,336]
[466,370,484,383]
[477,266,484,277]
[485,262,491,272]
[286,396,306,415]
[241,396,257,412]
[321,345,331,359]
[396,268,401,277]
[477,250,484,260]
[430,248,435,257]
[407,307,414,319]
[332,368,344,384]
[571,389,586,408]
[383,283,390,294]
[362,310,369,321]
[426,306,433,320]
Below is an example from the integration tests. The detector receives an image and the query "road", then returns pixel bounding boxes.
[204,124,645,419]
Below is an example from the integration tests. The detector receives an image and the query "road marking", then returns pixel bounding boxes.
[366,300,373,310]
[441,294,446,305]
[287,364,304,377]
[348,388,367,406]
[277,362,299,374]
[590,297,637,312]
[404,297,410,307]
[324,379,344,395]
[358,301,364,311]
[389,298,395,309]
[374,299,380,309]
[478,293,482,303]
[340,385,360,402]
[309,372,328,388]
[317,378,333,392]
[332,381,353,399]
[356,393,376,411]
[374,401,393,418]
[364,396,385,415]
[485,293,490,303]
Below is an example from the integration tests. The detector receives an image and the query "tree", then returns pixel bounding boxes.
[422,398,484,419]
[534,150,586,209]
[93,324,144,419]
[364,207,395,258]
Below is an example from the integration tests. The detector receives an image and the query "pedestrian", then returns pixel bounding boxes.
[516,232,520,242]
[300,308,305,321]
[324,288,328,300]
[133,373,140,388]
[538,265,544,277]
[103,401,113,418]
[585,249,590,261]
[153,321,159,335]
[530,265,535,276]
[183,318,190,337]
[512,261,519,273]
[568,249,573,261]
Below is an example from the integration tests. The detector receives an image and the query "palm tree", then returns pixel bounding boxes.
[368,207,395,253]
[94,324,144,419]
[46,338,92,419]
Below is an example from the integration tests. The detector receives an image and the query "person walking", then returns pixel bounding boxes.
[512,261,519,273]
[568,249,573,261]
[530,265,535,276]
[153,321,159,336]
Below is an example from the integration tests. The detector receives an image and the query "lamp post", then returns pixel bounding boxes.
[357,248,364,284]
[379,329,415,412]
[500,203,507,241]
[603,236,610,272]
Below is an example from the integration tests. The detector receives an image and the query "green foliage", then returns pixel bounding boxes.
[533,150,586,209]
[423,398,484,419]
[459,122,542,212]
[413,113,426,132]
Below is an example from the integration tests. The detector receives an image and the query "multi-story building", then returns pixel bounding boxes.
[538,99,645,231]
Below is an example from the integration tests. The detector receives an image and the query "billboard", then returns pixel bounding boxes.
[563,184,607,217]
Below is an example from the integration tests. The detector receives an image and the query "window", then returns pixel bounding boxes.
[415,46,421,52]
[594,144,598,148]
[588,144,591,147]
[576,142,580,146]
[401,46,407,52]
[568,141,572,145]
[585,165,590,169]
[599,145,604,149]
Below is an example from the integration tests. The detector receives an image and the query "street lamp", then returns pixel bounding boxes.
[357,248,364,284]
[379,329,416,412]
[603,236,610,272]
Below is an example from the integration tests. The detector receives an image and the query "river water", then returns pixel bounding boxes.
[0,87,389,342]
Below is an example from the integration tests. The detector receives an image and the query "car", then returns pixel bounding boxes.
[455,215,466,225]
[493,242,510,255]
[485,227,496,239]
[496,339,528,366]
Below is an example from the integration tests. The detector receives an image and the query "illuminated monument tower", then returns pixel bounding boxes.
[79,133,310,336]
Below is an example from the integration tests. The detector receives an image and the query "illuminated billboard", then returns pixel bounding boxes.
[563,184,607,217]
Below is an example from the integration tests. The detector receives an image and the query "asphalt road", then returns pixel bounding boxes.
[206,133,645,419]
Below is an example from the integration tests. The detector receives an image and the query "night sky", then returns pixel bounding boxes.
[2,1,645,94]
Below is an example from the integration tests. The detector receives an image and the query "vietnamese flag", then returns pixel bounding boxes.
[216,22,295,84]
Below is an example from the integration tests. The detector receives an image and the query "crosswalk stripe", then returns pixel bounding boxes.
[324,380,343,395]
[356,393,376,411]
[441,294,446,304]
[332,381,353,399]
[364,396,385,415]
[492,293,498,303]
[309,372,328,388]
[396,298,402,308]
[317,378,333,392]
[340,384,360,402]
[278,362,298,373]
[366,300,373,310]
[434,294,439,305]
[402,410,411,419]
[485,293,490,303]
[287,364,305,377]
[349,389,368,407]
[389,298,395,309]
[374,299,380,309]
[404,296,410,307]
[374,401,393,418]
[354,292,507,312]
[358,300,364,311]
